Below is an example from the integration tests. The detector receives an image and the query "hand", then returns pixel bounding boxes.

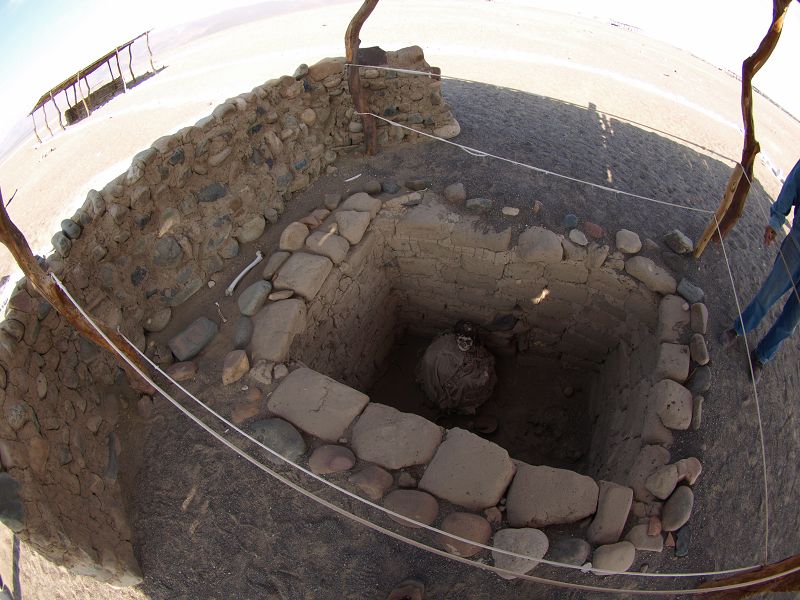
[764,226,777,247]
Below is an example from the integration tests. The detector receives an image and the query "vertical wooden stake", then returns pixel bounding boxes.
[127,44,136,83]
[115,48,127,92]
[76,74,91,118]
[41,102,53,137]
[345,0,380,156]
[145,31,156,73]
[49,91,64,130]
[31,113,42,144]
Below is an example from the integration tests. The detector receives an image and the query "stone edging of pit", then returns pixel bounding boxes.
[176,189,713,577]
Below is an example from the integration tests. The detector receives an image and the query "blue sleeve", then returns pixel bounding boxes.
[769,159,800,232]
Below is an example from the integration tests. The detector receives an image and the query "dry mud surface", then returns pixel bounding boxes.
[5,4,800,600]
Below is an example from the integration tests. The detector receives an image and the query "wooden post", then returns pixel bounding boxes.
[106,58,114,80]
[145,31,156,72]
[76,74,91,117]
[49,91,65,130]
[0,186,152,393]
[695,0,792,257]
[127,43,136,83]
[115,48,127,92]
[699,554,800,597]
[31,113,42,144]
[41,102,53,137]
[345,0,380,156]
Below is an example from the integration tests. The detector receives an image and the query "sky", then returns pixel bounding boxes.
[0,0,798,148]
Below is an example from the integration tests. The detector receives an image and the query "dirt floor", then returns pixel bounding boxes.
[5,3,800,600]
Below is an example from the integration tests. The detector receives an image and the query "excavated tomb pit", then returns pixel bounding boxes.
[249,190,710,564]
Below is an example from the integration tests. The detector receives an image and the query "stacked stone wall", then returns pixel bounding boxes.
[0,46,459,584]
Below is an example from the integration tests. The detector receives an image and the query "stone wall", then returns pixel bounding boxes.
[0,46,459,585]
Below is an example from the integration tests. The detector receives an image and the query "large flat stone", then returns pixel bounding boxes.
[237,280,272,316]
[340,192,382,218]
[658,295,690,342]
[506,464,599,527]
[654,343,690,383]
[652,379,693,430]
[273,252,333,300]
[625,256,677,294]
[517,227,563,263]
[451,220,512,252]
[418,428,514,510]
[350,403,442,469]
[250,299,307,363]
[168,317,218,361]
[267,367,368,441]
[335,210,371,245]
[586,481,633,545]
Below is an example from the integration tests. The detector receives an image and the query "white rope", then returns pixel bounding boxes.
[48,273,800,595]
[713,213,771,565]
[49,273,765,581]
[354,110,714,215]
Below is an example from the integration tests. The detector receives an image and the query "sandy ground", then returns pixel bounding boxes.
[3,1,800,598]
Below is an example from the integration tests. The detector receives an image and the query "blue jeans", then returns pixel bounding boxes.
[732,228,800,363]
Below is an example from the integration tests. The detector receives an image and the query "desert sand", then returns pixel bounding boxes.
[3,1,800,599]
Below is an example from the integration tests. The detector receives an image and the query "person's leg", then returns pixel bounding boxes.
[731,237,796,336]
[754,275,800,363]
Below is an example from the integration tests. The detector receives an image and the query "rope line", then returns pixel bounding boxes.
[47,273,800,595]
[354,110,714,215]
[713,213,771,565]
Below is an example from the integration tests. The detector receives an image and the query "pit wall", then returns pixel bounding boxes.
[0,46,458,585]
[229,193,712,573]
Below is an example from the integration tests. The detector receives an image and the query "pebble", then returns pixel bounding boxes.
[232,316,253,349]
[273,363,289,380]
[648,516,662,536]
[484,506,502,525]
[592,541,636,574]
[293,63,308,79]
[324,193,342,210]
[492,528,549,578]
[165,361,198,382]
[675,457,702,485]
[689,334,709,365]
[168,317,218,361]
[398,471,417,488]
[583,221,604,239]
[300,108,316,126]
[381,180,400,194]
[405,178,431,191]
[308,444,356,474]
[675,522,691,557]
[362,179,382,195]
[444,183,467,204]
[616,229,642,254]
[268,290,293,301]
[532,200,543,215]
[691,396,703,430]
[588,243,610,269]
[350,465,394,501]
[384,489,439,528]
[625,524,663,552]
[690,303,709,334]
[677,278,705,304]
[663,229,694,254]
[5,402,32,430]
[686,366,711,394]
[661,486,694,531]
[437,512,492,557]
[501,206,520,216]
[465,197,492,213]
[238,280,272,316]
[568,229,588,246]
[546,536,591,566]
[248,359,273,385]
[645,464,679,500]
[644,238,660,252]
[222,350,250,385]
[51,232,72,257]
[61,219,82,240]
[249,418,306,464]
[563,213,579,229]
[143,308,172,333]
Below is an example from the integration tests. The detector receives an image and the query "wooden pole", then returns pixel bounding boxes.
[699,554,800,597]
[0,185,152,393]
[49,91,64,130]
[76,74,91,118]
[106,58,114,79]
[115,48,127,92]
[345,0,380,156]
[695,0,792,257]
[145,31,156,72]
[41,102,53,137]
[127,43,136,83]
[31,113,42,144]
